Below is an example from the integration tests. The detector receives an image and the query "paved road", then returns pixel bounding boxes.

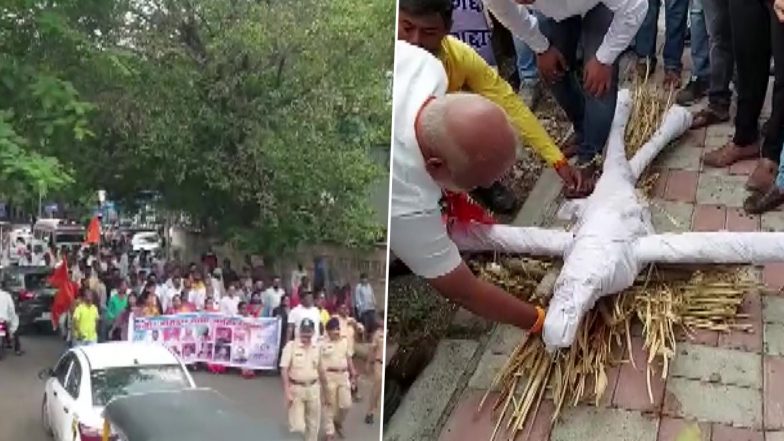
[0,333,381,441]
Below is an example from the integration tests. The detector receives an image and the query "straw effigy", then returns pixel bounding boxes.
[471,81,758,441]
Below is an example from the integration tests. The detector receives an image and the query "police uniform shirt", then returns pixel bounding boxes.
[279,339,321,383]
[320,337,350,371]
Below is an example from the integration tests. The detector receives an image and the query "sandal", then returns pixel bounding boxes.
[691,108,729,129]
[744,185,784,214]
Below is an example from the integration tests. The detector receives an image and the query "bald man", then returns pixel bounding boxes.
[390,41,545,333]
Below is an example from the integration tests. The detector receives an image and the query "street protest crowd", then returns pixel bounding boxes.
[0,215,384,441]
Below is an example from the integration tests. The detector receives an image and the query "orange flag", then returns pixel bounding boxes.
[49,259,77,329]
[85,216,101,245]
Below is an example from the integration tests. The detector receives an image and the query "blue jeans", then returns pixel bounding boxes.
[513,37,538,81]
[689,0,710,80]
[538,4,618,164]
[778,142,784,187]
[513,11,544,82]
[634,0,690,72]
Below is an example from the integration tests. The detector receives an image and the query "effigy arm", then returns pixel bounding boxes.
[635,232,784,264]
[628,105,693,180]
[450,222,571,256]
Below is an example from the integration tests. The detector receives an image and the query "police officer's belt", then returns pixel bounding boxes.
[290,379,318,386]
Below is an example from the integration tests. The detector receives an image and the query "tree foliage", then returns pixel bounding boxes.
[1,0,394,255]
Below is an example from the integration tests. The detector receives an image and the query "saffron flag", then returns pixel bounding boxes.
[49,260,77,329]
[85,216,101,245]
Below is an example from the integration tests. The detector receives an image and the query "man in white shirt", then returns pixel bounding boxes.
[262,276,285,316]
[483,0,647,198]
[160,274,182,313]
[0,288,23,355]
[219,284,241,316]
[390,41,544,334]
[287,291,323,341]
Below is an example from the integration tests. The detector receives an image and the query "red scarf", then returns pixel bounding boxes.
[441,191,496,226]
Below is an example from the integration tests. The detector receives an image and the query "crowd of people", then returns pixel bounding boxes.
[49,237,382,441]
[390,0,784,339]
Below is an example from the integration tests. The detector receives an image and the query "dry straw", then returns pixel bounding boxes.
[473,259,759,441]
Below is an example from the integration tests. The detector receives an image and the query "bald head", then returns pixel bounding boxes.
[417,93,518,192]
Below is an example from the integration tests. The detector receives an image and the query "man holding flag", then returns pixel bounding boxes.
[49,257,78,336]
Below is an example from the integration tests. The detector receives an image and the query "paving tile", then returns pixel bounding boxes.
[658,417,711,441]
[764,296,784,324]
[718,292,762,353]
[705,124,733,149]
[762,211,784,232]
[764,263,784,292]
[438,390,506,441]
[651,169,669,199]
[729,159,757,176]
[765,356,784,430]
[469,352,510,391]
[765,323,784,357]
[696,173,749,207]
[710,424,763,441]
[662,377,762,428]
[612,336,666,412]
[664,170,699,203]
[691,204,726,231]
[680,127,707,149]
[725,208,760,232]
[551,407,658,441]
[650,200,694,233]
[669,343,761,388]
[678,328,719,346]
[767,431,784,441]
[656,146,702,171]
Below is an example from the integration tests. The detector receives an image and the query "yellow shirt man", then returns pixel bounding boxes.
[72,303,99,342]
[438,36,566,168]
[335,315,363,357]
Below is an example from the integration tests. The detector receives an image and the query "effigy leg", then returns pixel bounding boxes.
[450,222,572,256]
[635,232,784,264]
[629,105,693,180]
[602,89,634,177]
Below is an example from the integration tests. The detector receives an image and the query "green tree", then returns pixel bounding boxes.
[1,0,393,256]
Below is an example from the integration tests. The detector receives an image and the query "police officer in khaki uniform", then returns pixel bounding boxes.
[365,316,384,425]
[280,318,324,441]
[334,302,364,400]
[321,317,356,440]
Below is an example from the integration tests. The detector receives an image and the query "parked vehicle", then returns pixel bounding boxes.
[130,231,161,253]
[1,266,55,332]
[32,218,85,253]
[99,388,298,441]
[39,342,196,441]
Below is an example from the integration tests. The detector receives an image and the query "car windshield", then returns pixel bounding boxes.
[24,273,52,291]
[55,233,84,244]
[91,364,190,406]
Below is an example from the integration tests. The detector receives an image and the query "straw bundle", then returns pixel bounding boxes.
[624,79,674,157]
[472,258,759,441]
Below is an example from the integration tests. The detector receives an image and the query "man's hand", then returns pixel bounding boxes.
[536,47,567,84]
[554,161,579,191]
[285,389,294,406]
[775,0,784,22]
[583,58,613,97]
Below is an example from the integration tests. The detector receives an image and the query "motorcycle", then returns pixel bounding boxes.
[0,321,7,360]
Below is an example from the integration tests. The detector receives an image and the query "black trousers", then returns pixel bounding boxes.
[729,0,770,147]
[763,6,784,163]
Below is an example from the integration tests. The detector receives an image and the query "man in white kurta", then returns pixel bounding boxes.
[389,41,545,333]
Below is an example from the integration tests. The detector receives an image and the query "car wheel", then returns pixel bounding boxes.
[41,395,53,437]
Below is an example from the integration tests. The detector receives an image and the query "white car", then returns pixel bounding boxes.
[130,231,161,253]
[40,342,196,441]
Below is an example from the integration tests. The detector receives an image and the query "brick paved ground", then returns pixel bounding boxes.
[437,91,784,441]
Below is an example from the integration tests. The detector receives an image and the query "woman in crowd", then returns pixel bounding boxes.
[110,293,139,341]
[247,291,264,317]
[165,294,192,315]
[140,285,161,317]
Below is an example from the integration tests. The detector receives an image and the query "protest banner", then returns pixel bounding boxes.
[129,312,282,370]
